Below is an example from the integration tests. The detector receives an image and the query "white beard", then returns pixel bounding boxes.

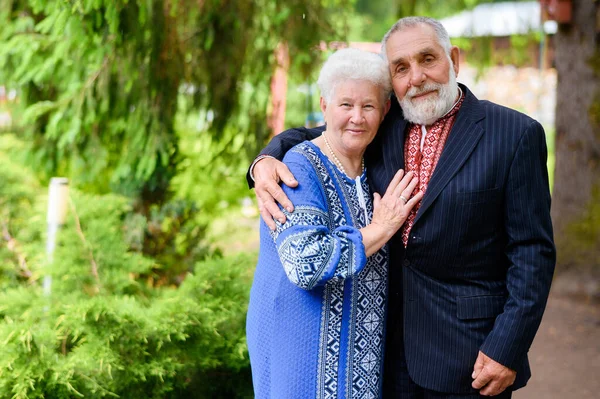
[399,65,459,126]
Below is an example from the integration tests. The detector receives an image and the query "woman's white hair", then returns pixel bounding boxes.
[317,48,392,104]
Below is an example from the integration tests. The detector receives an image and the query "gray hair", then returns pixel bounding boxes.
[317,48,392,104]
[381,17,452,61]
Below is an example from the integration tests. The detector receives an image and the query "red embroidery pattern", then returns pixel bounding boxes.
[401,94,465,247]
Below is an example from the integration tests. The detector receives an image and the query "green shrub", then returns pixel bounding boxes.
[0,141,256,398]
[0,254,255,398]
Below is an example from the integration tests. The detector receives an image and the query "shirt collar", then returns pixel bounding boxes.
[440,86,464,119]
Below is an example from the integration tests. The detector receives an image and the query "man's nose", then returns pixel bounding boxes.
[409,65,426,87]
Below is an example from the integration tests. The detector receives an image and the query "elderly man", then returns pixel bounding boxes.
[248,17,555,398]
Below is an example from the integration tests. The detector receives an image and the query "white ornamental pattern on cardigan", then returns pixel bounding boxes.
[270,143,389,399]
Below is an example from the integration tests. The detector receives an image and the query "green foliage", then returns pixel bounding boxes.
[172,114,257,221]
[349,0,396,42]
[394,0,474,19]
[0,252,256,398]
[123,199,215,285]
[0,0,352,204]
[284,78,323,129]
[454,33,543,78]
[0,136,257,397]
[454,36,495,76]
[348,0,539,49]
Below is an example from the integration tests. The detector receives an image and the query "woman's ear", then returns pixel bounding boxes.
[320,96,327,114]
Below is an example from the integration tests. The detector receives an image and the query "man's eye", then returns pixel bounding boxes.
[364,105,374,109]
[341,103,351,107]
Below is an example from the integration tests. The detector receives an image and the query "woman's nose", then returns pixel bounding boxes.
[350,108,364,123]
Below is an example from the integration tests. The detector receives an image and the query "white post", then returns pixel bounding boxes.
[44,177,69,296]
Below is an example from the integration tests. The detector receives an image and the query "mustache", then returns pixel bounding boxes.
[406,83,443,98]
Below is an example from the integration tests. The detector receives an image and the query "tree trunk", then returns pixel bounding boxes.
[552,0,600,272]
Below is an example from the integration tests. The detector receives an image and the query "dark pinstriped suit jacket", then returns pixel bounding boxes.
[248,84,556,394]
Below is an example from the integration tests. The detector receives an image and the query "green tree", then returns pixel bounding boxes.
[0,0,351,207]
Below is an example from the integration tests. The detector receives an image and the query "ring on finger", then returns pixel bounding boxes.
[400,195,408,204]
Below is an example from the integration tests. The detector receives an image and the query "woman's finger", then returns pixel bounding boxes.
[393,171,416,198]
[384,169,405,197]
[400,176,419,201]
[404,190,424,210]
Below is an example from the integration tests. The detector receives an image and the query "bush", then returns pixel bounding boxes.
[0,254,255,398]
[0,141,256,398]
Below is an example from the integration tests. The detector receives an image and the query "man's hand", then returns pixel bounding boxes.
[253,157,298,230]
[472,351,516,396]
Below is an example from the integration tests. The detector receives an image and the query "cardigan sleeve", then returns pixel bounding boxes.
[268,150,367,290]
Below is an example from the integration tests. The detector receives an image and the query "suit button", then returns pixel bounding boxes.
[403,259,410,267]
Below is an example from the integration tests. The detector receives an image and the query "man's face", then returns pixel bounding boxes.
[385,24,460,125]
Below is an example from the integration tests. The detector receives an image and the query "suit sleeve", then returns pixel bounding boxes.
[480,120,556,369]
[246,126,325,188]
[268,151,367,290]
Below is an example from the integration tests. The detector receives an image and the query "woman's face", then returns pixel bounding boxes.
[321,80,390,158]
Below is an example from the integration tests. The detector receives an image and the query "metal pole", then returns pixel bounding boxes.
[44,177,69,297]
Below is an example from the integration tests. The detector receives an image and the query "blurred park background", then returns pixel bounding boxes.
[0,0,598,397]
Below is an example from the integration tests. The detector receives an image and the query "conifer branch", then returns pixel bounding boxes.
[68,199,101,291]
[1,221,32,279]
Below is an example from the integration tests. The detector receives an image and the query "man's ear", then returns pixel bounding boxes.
[450,46,460,76]
[320,97,327,114]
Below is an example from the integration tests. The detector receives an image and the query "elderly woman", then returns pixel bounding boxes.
[246,48,422,399]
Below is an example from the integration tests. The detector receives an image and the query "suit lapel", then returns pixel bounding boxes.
[413,86,486,225]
